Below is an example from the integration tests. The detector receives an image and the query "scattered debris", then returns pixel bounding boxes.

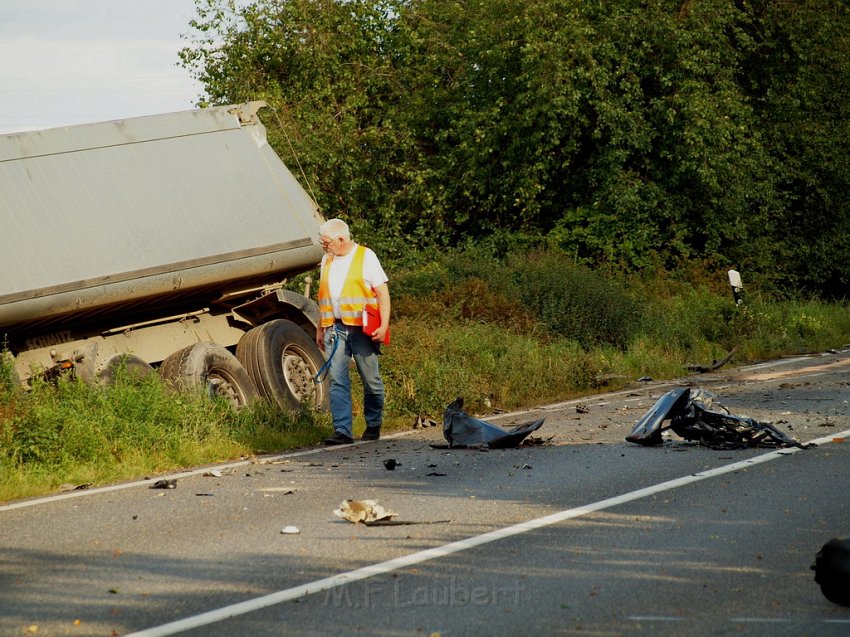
[203,469,223,477]
[59,483,91,492]
[280,525,300,535]
[333,499,450,526]
[626,387,811,449]
[383,459,400,470]
[521,435,554,446]
[195,493,214,497]
[150,479,177,489]
[334,499,398,524]
[812,537,850,606]
[413,413,439,429]
[637,376,653,382]
[576,403,589,414]
[686,345,740,373]
[442,397,544,448]
[426,472,447,477]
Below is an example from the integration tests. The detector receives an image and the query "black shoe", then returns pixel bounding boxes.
[324,431,353,445]
[361,427,381,441]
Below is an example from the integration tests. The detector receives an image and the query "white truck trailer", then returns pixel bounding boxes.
[0,101,329,410]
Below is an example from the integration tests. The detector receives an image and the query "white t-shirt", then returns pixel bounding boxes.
[322,244,388,319]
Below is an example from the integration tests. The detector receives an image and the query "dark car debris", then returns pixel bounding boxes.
[685,345,740,374]
[441,397,545,449]
[149,479,177,489]
[626,386,812,450]
[812,537,850,606]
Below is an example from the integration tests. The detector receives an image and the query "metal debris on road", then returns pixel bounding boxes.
[334,499,398,524]
[626,386,811,449]
[812,537,850,606]
[149,479,177,489]
[442,397,545,448]
[59,483,91,492]
[413,413,439,429]
[333,499,450,526]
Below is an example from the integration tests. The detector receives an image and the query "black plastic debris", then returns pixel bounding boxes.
[59,483,92,492]
[812,537,850,606]
[626,387,810,450]
[686,345,739,374]
[412,414,438,429]
[443,397,544,449]
[150,479,177,489]
[383,459,400,470]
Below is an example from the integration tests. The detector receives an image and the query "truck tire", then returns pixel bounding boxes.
[236,319,329,411]
[97,354,154,386]
[160,342,259,410]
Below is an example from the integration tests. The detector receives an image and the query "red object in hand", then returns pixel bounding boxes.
[362,305,390,344]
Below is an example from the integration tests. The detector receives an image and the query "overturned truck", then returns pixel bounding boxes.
[0,101,328,410]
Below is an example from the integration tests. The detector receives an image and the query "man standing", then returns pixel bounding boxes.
[316,218,390,444]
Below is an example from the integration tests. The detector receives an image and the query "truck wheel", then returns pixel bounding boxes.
[160,342,259,410]
[236,319,329,411]
[97,354,154,386]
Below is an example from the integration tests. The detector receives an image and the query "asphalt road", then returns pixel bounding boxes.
[2,351,849,636]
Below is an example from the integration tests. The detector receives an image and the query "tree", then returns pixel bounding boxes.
[180,0,850,295]
[737,0,850,296]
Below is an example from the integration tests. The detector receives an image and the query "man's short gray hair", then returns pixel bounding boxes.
[319,218,350,241]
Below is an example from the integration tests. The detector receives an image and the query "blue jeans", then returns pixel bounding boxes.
[324,323,384,438]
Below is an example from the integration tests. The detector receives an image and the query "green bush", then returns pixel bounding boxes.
[506,251,642,348]
[394,248,642,348]
[383,316,595,417]
[637,286,743,351]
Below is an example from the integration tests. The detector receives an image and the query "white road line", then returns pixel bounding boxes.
[738,356,814,371]
[730,618,793,623]
[0,446,319,512]
[0,385,681,513]
[626,616,685,621]
[0,435,415,512]
[123,429,850,637]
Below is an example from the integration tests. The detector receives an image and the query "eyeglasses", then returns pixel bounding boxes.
[320,237,338,247]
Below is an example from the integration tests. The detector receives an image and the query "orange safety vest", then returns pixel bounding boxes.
[318,245,379,328]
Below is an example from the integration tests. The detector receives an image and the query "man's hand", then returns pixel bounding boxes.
[371,325,389,342]
[372,282,391,344]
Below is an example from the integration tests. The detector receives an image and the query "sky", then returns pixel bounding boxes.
[0,0,206,134]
